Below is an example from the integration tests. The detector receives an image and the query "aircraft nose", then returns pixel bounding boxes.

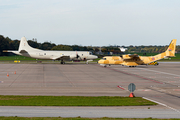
[91,55,98,59]
[94,55,98,59]
[98,60,103,64]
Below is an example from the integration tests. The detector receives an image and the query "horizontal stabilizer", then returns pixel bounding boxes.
[3,50,20,55]
[3,50,18,53]
[3,50,8,52]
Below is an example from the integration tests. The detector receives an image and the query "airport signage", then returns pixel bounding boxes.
[128,83,136,92]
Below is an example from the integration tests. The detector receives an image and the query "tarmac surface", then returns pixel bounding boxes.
[0,63,180,118]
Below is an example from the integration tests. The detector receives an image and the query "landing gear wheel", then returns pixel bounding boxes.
[61,61,65,64]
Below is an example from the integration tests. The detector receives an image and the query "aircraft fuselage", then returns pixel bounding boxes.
[12,50,96,60]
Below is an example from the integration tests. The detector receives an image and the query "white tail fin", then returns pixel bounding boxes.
[18,37,32,52]
[18,37,41,52]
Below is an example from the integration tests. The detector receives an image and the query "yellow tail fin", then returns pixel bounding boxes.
[165,39,176,57]
[150,39,176,62]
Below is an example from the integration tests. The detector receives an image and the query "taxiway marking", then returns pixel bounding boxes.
[137,68,180,77]
[117,86,125,90]
[143,97,180,114]
[106,67,164,84]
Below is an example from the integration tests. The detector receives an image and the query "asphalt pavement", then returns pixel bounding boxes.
[0,63,180,118]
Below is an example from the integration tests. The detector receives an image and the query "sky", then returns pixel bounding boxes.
[0,0,180,46]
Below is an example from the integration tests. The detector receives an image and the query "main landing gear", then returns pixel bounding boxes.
[103,64,111,67]
[60,60,65,64]
[128,66,137,67]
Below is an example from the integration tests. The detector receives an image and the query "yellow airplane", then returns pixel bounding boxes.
[98,39,176,67]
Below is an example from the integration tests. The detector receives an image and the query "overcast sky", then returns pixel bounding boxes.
[0,0,180,46]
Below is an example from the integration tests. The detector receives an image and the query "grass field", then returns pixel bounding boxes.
[0,117,179,120]
[0,55,99,63]
[0,55,37,61]
[0,96,156,106]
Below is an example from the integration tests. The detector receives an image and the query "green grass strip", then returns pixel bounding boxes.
[0,96,156,106]
[1,53,180,61]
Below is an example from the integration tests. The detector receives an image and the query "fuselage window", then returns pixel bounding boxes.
[44,53,46,55]
[82,54,83,56]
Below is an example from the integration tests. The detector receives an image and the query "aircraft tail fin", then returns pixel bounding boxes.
[152,39,177,62]
[18,37,41,52]
[18,37,33,52]
[165,39,176,57]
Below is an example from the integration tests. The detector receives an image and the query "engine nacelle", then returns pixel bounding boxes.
[122,55,131,59]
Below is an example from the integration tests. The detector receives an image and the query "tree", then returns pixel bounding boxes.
[51,45,73,51]
[40,42,56,50]
[28,40,40,49]
[9,40,19,50]
[102,48,108,52]
[0,35,10,56]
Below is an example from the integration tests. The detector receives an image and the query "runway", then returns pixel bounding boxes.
[0,63,180,118]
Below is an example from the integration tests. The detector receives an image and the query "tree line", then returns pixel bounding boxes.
[0,35,180,56]
[0,35,93,56]
[125,45,180,53]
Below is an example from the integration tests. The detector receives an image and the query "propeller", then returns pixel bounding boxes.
[76,54,80,58]
[76,51,80,59]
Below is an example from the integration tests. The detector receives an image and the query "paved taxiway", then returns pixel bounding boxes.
[0,106,180,118]
[0,63,180,118]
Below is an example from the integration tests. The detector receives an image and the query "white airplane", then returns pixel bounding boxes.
[4,37,98,64]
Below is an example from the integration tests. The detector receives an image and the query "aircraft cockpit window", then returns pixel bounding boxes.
[102,58,106,60]
[89,52,92,55]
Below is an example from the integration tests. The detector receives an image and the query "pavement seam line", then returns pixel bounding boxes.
[142,97,180,114]
[106,66,163,84]
[8,64,27,87]
[137,67,180,77]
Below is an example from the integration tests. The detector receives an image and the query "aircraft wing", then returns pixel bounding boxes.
[50,55,70,60]
[128,54,139,57]
[122,54,139,60]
